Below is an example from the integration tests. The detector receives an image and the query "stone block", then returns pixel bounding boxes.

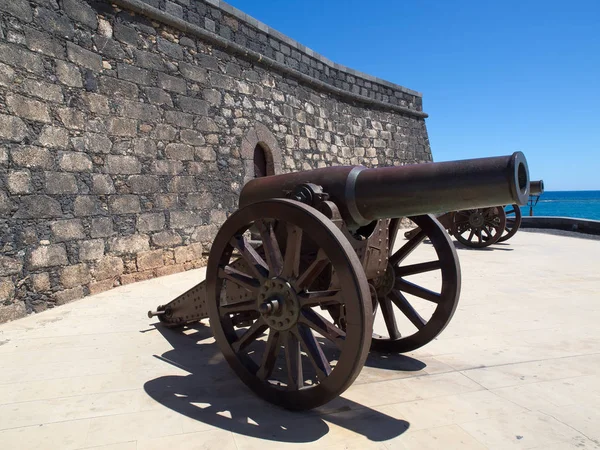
[93,36,125,60]
[202,88,221,106]
[153,160,183,175]
[55,60,82,87]
[151,230,182,247]
[185,192,214,210]
[35,6,74,38]
[210,209,227,226]
[51,219,85,242]
[93,256,124,281]
[118,63,152,86]
[191,224,218,243]
[29,244,68,269]
[0,42,43,74]
[128,175,160,194]
[62,0,97,28]
[81,93,110,115]
[79,239,105,261]
[174,243,203,264]
[168,176,196,193]
[58,152,93,172]
[179,62,208,82]
[137,250,164,271]
[106,155,141,174]
[57,108,86,130]
[7,171,32,194]
[99,76,138,99]
[144,88,173,107]
[137,213,165,232]
[178,96,209,115]
[38,126,69,149]
[0,256,22,277]
[89,279,115,295]
[67,42,102,71]
[170,211,203,229]
[55,286,85,305]
[22,79,64,103]
[60,263,90,289]
[134,49,165,71]
[24,26,64,58]
[32,272,51,293]
[196,117,218,132]
[92,174,115,195]
[114,23,138,46]
[13,195,62,219]
[109,195,141,214]
[0,62,15,88]
[7,94,51,123]
[107,118,138,137]
[152,124,177,140]
[91,217,113,238]
[74,196,106,216]
[117,101,160,121]
[0,0,33,22]
[178,130,205,147]
[72,133,113,154]
[165,143,194,160]
[165,111,194,128]
[157,37,183,60]
[158,72,187,94]
[132,139,158,158]
[109,234,150,254]
[45,172,78,195]
[196,147,217,161]
[0,114,28,142]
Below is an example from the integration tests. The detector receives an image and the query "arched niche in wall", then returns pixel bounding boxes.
[241,123,282,184]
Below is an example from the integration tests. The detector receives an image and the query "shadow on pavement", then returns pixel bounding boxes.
[453,241,514,251]
[144,324,412,443]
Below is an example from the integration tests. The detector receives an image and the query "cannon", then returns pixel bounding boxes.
[148,152,530,410]
[405,179,544,247]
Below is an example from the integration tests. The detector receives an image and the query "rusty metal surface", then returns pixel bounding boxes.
[148,282,209,327]
[498,204,523,243]
[451,207,507,248]
[530,180,545,196]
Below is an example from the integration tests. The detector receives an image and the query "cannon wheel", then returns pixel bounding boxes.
[371,215,461,353]
[451,207,507,248]
[207,198,372,411]
[497,204,522,243]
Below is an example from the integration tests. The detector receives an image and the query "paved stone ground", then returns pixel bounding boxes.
[0,230,599,449]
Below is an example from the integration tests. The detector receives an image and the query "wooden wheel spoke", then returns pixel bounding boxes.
[296,325,332,381]
[284,331,303,390]
[395,260,441,277]
[395,278,441,303]
[389,290,426,330]
[232,318,268,352]
[390,229,426,265]
[230,235,269,281]
[283,223,303,278]
[296,250,329,290]
[477,228,483,242]
[467,229,475,241]
[255,220,284,277]
[379,296,401,340]
[300,309,345,350]
[220,299,257,316]
[219,266,260,293]
[505,208,516,215]
[298,289,343,308]
[256,330,281,380]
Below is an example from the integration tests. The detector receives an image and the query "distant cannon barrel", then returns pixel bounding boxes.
[240,152,530,229]
[530,180,544,196]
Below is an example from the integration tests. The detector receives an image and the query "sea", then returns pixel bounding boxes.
[521,191,600,221]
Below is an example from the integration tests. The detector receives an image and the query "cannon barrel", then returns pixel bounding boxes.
[530,180,544,196]
[240,152,530,229]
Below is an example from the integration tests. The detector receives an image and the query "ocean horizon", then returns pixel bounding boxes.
[520,190,600,221]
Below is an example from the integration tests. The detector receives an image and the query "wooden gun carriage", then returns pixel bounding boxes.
[405,180,544,248]
[148,152,530,410]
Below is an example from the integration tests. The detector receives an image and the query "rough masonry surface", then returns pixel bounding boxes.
[0,0,432,322]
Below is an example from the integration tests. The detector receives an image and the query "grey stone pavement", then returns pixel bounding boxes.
[0,230,599,449]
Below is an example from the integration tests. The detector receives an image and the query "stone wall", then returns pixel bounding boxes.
[0,0,432,322]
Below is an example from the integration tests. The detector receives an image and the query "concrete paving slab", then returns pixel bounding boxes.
[0,230,599,449]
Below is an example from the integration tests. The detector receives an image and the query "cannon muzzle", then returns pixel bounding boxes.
[240,152,530,229]
[530,180,544,196]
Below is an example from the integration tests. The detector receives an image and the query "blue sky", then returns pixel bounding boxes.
[225,0,600,190]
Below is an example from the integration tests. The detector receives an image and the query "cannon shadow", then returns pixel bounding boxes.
[144,323,414,444]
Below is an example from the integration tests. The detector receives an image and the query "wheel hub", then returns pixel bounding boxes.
[468,211,484,228]
[257,278,300,331]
